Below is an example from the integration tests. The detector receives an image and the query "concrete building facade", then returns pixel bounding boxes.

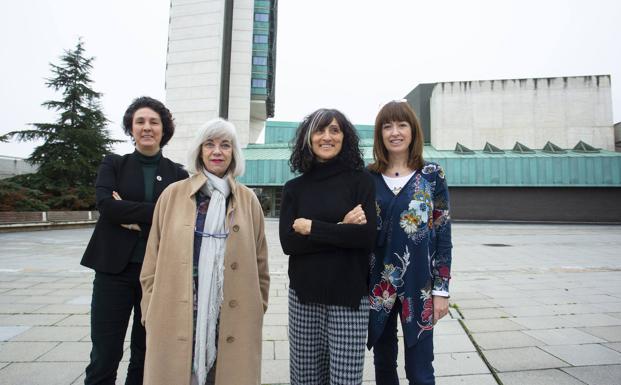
[241,75,621,222]
[407,75,614,151]
[164,0,277,164]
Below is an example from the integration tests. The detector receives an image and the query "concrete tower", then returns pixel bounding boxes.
[164,0,277,165]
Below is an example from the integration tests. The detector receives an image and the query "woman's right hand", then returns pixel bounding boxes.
[342,204,366,225]
[113,191,142,231]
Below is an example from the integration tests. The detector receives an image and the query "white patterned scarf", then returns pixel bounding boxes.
[193,169,231,385]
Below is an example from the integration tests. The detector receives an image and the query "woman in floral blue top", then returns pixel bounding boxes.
[362,100,452,385]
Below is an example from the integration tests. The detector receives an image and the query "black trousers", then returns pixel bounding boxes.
[85,263,145,385]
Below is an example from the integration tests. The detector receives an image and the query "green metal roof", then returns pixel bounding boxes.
[243,121,621,187]
[240,143,621,187]
[264,120,375,144]
[421,147,621,187]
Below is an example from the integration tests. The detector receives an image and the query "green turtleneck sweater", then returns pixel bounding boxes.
[130,150,162,263]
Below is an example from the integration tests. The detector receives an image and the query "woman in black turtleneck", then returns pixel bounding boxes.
[279,108,376,385]
[81,97,188,385]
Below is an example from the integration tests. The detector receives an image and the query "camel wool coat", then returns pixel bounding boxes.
[140,172,269,385]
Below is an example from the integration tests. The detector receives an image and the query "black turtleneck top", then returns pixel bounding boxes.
[279,159,376,308]
[130,150,162,263]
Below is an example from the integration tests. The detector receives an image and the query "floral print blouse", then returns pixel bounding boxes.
[368,162,452,348]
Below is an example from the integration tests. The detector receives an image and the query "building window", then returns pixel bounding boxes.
[253,56,268,66]
[255,13,269,22]
[254,34,269,44]
[252,79,267,88]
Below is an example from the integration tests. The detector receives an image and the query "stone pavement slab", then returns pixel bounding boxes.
[37,342,91,361]
[9,326,89,342]
[541,344,621,366]
[435,374,497,385]
[561,364,621,385]
[564,313,621,328]
[462,318,525,333]
[498,369,586,385]
[0,326,29,341]
[433,352,490,376]
[0,342,57,361]
[511,315,573,329]
[56,315,90,327]
[0,314,67,326]
[433,319,464,335]
[261,359,289,384]
[608,312,621,320]
[524,328,607,345]
[484,347,569,371]
[66,296,91,305]
[0,304,45,314]
[0,362,84,385]
[472,330,544,350]
[17,295,73,305]
[274,340,289,360]
[31,304,90,314]
[604,342,621,353]
[579,325,621,342]
[434,333,476,353]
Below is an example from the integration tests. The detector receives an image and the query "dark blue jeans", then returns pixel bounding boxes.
[85,263,145,385]
[372,300,435,385]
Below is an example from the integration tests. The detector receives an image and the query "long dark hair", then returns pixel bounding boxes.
[289,108,364,174]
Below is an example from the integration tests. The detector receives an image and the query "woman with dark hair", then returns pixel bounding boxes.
[358,100,452,385]
[81,96,188,385]
[279,108,376,384]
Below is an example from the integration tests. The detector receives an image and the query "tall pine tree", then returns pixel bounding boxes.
[1,39,119,209]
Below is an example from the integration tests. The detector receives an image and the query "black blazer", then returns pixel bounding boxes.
[81,151,189,273]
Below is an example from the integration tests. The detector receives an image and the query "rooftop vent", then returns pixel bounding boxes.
[572,140,600,153]
[512,142,535,154]
[542,141,567,154]
[455,142,475,155]
[483,142,505,154]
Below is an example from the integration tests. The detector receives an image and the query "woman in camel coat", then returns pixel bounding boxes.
[140,118,269,385]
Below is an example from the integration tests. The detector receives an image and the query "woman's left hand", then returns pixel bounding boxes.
[432,295,449,325]
[342,204,366,225]
[292,218,312,235]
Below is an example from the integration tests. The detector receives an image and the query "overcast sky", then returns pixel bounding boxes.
[1,0,620,158]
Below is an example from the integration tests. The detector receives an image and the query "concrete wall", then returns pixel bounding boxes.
[430,75,615,151]
[615,122,621,152]
[405,83,435,144]
[450,187,621,223]
[0,156,37,179]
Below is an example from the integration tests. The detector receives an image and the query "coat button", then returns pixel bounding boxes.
[232,225,240,232]
[231,262,238,270]
[229,300,238,308]
[226,336,235,343]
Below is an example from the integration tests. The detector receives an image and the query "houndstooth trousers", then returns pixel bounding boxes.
[289,288,369,385]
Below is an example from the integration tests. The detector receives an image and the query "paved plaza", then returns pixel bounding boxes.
[1,221,620,384]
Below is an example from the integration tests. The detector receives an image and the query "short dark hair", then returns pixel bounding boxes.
[369,100,424,173]
[289,108,364,174]
[122,96,175,147]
